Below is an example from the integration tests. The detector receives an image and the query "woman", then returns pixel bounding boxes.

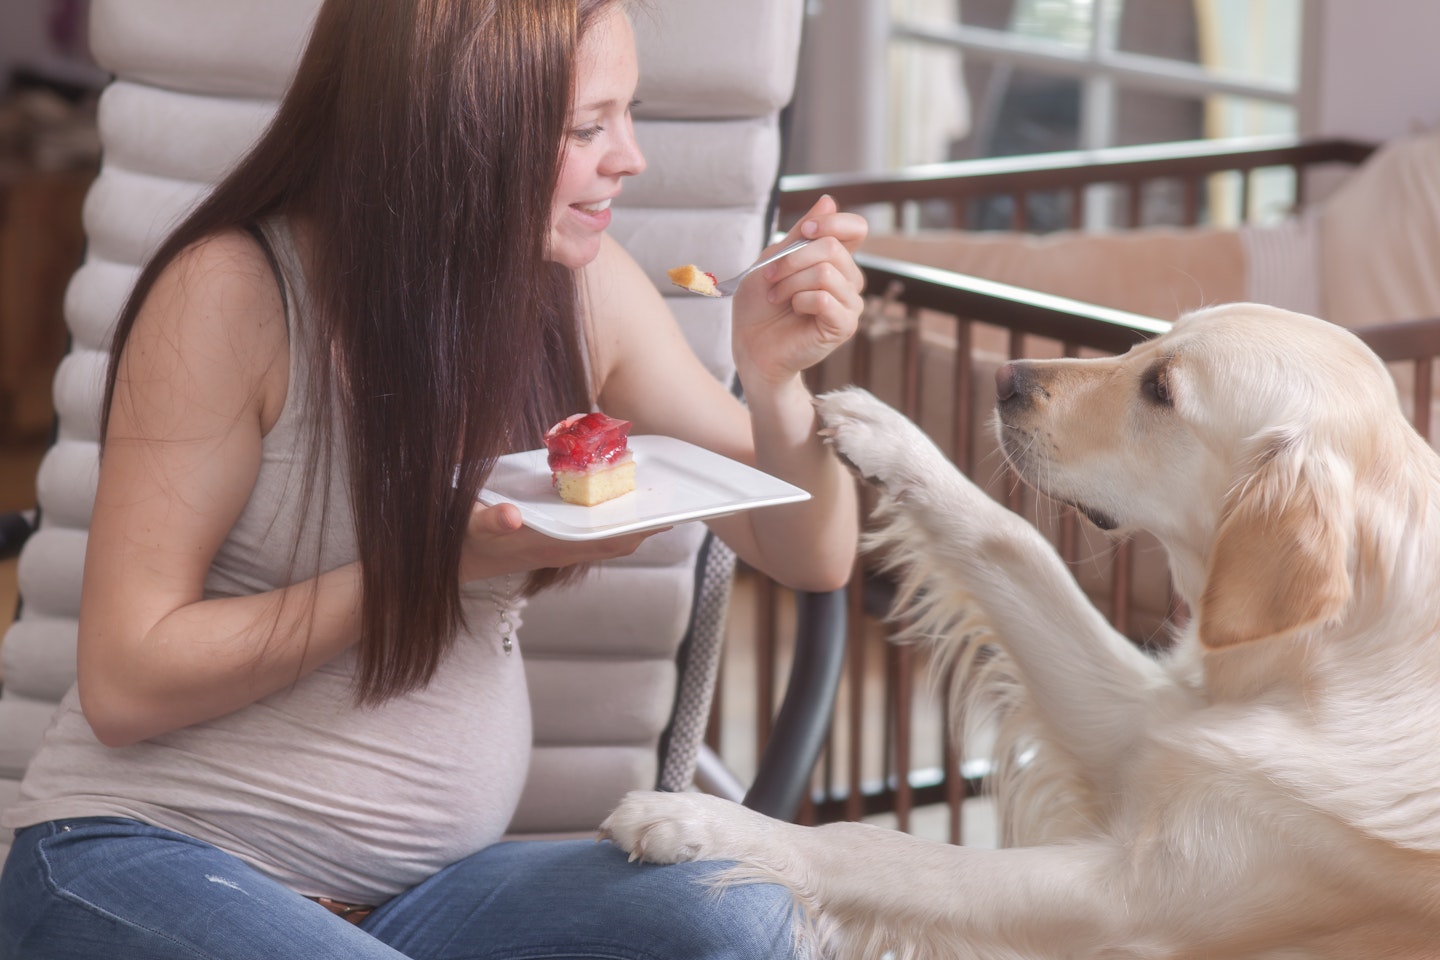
[0,1,864,957]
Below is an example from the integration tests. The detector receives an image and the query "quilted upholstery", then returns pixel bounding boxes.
[0,0,803,852]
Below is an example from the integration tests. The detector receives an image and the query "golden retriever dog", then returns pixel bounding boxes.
[601,303,1440,958]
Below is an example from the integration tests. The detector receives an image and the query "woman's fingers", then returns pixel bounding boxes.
[791,196,867,251]
[762,235,862,296]
[473,502,525,535]
[463,501,669,581]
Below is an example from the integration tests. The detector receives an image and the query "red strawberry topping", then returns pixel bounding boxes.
[544,412,632,472]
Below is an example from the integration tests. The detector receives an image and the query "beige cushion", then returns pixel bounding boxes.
[87,0,313,99]
[861,227,1247,323]
[1318,129,1440,330]
[630,2,801,120]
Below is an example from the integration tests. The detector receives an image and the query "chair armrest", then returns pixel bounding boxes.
[742,587,847,822]
[0,510,36,561]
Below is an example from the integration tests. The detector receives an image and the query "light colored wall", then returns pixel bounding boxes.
[1300,0,1440,140]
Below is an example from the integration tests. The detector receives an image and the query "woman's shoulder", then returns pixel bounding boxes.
[162,226,284,299]
[130,226,291,429]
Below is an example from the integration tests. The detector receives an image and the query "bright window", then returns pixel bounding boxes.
[886,0,1304,226]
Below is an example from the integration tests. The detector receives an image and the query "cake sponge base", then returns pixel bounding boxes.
[554,458,636,506]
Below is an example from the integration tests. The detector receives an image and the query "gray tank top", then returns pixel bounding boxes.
[3,220,534,904]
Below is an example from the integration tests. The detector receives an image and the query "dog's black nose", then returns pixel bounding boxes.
[996,361,1030,401]
[996,362,1018,401]
[996,361,1043,410]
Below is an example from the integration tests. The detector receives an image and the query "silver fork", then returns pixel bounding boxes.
[687,238,814,298]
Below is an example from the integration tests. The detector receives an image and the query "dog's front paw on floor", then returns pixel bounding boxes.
[815,386,938,492]
[600,791,757,866]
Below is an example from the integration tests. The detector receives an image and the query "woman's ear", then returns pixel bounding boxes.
[1197,439,1353,649]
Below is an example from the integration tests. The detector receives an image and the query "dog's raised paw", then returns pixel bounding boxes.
[815,386,941,491]
[599,791,761,866]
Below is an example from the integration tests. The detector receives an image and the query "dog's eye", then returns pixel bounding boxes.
[1141,365,1172,406]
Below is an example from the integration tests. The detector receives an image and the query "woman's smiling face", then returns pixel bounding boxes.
[549,5,646,269]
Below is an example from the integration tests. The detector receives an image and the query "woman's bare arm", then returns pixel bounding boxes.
[76,231,369,747]
[584,200,865,591]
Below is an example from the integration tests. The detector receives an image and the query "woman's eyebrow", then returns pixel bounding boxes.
[575,97,639,114]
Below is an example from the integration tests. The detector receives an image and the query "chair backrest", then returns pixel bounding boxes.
[0,0,804,851]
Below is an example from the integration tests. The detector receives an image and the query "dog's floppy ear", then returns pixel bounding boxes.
[1197,436,1352,649]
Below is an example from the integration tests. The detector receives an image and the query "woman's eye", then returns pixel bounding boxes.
[571,125,603,144]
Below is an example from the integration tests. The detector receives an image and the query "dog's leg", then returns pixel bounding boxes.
[816,387,1178,781]
[603,790,1360,960]
[601,791,1131,959]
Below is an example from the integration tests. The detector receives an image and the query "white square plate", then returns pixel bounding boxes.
[478,435,810,541]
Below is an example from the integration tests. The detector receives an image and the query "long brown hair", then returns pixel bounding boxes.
[101,0,619,702]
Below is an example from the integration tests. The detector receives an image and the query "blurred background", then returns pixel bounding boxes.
[1,2,1438,837]
[3,0,1438,467]
[790,0,1437,175]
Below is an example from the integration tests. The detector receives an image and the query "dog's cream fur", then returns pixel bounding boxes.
[601,304,1440,959]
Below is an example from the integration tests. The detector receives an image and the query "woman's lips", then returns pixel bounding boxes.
[571,197,613,228]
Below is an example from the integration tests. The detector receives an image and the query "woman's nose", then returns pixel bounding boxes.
[606,119,646,178]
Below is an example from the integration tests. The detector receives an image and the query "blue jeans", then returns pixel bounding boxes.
[0,818,800,959]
